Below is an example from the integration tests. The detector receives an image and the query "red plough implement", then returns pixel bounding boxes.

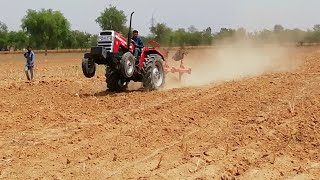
[164,59,191,82]
[163,47,191,81]
[147,41,192,82]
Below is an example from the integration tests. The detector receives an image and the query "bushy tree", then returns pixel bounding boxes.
[95,5,127,35]
[90,34,98,46]
[215,28,236,41]
[74,30,91,49]
[5,4,320,50]
[62,30,91,49]
[7,31,29,50]
[171,28,188,47]
[21,8,71,50]
[150,23,172,45]
[202,27,214,45]
[62,31,77,48]
[0,21,8,50]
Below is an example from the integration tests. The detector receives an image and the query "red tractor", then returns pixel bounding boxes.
[82,12,166,92]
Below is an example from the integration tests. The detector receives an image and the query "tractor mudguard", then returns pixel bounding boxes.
[138,48,166,70]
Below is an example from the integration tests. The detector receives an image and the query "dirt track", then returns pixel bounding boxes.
[0,46,319,179]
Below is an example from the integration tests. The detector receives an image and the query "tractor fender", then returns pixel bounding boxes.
[139,49,165,69]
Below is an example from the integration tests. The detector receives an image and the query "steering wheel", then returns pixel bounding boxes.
[146,40,160,49]
[130,39,136,47]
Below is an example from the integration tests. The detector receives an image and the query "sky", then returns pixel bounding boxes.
[1,0,320,36]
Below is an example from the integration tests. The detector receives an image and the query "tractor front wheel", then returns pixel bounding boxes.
[142,55,165,91]
[82,58,96,78]
[105,66,128,92]
[120,52,135,78]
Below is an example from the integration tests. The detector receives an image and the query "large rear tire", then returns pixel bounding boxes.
[142,55,165,91]
[105,66,128,92]
[82,58,96,78]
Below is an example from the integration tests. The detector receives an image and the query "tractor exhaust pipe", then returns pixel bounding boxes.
[127,11,135,51]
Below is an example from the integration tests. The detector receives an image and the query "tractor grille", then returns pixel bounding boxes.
[100,32,112,36]
[98,41,113,52]
[97,31,114,53]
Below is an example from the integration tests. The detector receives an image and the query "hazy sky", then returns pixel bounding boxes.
[1,0,319,36]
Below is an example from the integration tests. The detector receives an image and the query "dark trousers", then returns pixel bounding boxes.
[134,48,141,59]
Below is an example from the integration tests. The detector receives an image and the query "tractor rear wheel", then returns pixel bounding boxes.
[82,57,96,78]
[142,55,165,91]
[105,66,128,92]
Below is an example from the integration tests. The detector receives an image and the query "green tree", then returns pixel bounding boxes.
[150,23,172,45]
[188,32,202,46]
[95,5,127,35]
[172,28,188,47]
[281,28,306,43]
[21,8,71,51]
[202,27,214,45]
[0,21,8,50]
[215,28,236,41]
[74,30,91,49]
[62,31,77,48]
[7,31,29,50]
[305,26,320,43]
[62,30,91,49]
[90,34,98,46]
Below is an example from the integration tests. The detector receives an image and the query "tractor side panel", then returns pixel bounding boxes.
[139,49,147,69]
[114,32,134,53]
[113,38,121,52]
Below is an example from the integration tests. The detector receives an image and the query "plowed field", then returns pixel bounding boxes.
[0,45,319,179]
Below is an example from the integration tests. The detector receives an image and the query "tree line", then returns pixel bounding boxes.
[1,5,320,51]
[147,24,320,47]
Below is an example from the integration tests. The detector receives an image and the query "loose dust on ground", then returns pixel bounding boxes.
[0,45,319,179]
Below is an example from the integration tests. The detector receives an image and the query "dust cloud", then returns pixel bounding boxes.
[164,41,300,89]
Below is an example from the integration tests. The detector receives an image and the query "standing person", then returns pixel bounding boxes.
[24,46,35,81]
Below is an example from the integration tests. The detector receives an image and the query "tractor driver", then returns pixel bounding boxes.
[131,30,144,59]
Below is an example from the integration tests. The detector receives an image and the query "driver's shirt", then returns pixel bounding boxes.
[131,36,144,49]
